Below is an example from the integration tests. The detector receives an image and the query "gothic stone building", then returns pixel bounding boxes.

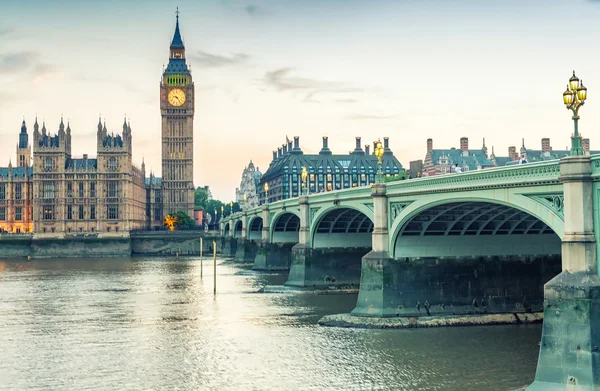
[0,121,34,233]
[32,118,147,234]
[235,161,262,210]
[160,12,195,218]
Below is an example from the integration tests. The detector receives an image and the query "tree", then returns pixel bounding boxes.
[172,210,195,227]
[164,210,195,229]
[384,170,409,183]
[194,187,209,211]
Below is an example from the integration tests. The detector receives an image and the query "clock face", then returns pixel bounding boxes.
[168,88,186,106]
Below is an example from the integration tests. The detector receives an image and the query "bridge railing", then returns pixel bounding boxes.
[386,159,561,194]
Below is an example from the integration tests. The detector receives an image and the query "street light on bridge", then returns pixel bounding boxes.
[301,167,308,195]
[229,201,233,216]
[243,193,247,210]
[264,183,269,204]
[563,71,588,156]
[374,139,385,183]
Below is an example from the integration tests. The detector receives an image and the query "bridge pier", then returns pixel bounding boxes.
[253,241,294,271]
[528,155,600,390]
[233,213,256,262]
[222,223,237,258]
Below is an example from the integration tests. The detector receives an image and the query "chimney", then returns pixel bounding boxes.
[541,138,550,153]
[273,150,277,160]
[508,146,517,160]
[427,138,433,153]
[83,154,88,160]
[320,136,332,155]
[583,138,590,154]
[383,137,389,149]
[365,144,370,155]
[460,137,468,152]
[323,136,328,149]
[293,136,299,150]
[277,147,282,158]
[355,137,361,149]
[373,141,377,152]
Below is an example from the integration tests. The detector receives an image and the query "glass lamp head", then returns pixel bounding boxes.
[301,167,307,182]
[264,183,269,192]
[563,85,574,106]
[577,81,587,101]
[569,71,580,91]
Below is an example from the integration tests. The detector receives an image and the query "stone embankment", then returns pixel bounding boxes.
[319,312,543,329]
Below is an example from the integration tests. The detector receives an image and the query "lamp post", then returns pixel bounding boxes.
[221,205,224,220]
[374,139,385,183]
[563,70,588,156]
[229,201,233,216]
[264,183,269,204]
[243,193,247,210]
[301,167,308,195]
[214,208,217,228]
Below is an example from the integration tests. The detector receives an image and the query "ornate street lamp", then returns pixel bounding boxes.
[374,139,385,183]
[243,193,247,210]
[563,71,588,156]
[264,183,269,204]
[301,167,308,195]
[229,201,233,216]
[221,205,224,220]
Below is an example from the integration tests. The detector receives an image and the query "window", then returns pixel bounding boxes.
[15,183,22,200]
[108,182,118,198]
[90,205,96,220]
[90,182,96,198]
[79,182,84,198]
[43,206,54,220]
[154,208,161,221]
[19,155,25,167]
[79,205,84,220]
[45,157,53,170]
[0,184,5,200]
[67,205,73,220]
[67,182,73,197]
[442,167,447,174]
[15,207,22,221]
[43,182,55,199]
[109,157,117,171]
[327,174,332,181]
[0,207,5,220]
[107,204,119,220]
[107,227,111,232]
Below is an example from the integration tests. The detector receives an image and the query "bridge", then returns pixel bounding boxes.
[221,154,600,390]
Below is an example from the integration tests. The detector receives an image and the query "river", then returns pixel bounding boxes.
[0,257,540,390]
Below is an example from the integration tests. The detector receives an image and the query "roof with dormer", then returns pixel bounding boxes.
[429,148,494,171]
[65,158,97,170]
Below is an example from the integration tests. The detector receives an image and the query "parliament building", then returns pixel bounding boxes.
[0,13,194,234]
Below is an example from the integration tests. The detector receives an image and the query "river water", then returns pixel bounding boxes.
[0,257,540,391]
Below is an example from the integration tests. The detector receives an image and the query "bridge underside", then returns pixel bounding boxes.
[354,201,562,318]
[287,208,373,288]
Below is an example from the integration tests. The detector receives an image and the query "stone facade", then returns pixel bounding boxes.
[0,121,34,233]
[259,136,404,204]
[160,13,195,218]
[32,117,147,234]
[235,161,262,210]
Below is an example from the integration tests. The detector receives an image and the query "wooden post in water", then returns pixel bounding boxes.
[213,241,217,295]
[200,237,203,278]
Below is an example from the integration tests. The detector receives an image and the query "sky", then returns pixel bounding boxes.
[1,0,600,201]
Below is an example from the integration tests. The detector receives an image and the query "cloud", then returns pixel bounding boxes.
[0,51,40,73]
[262,68,363,103]
[245,5,260,15]
[190,50,250,68]
[0,28,13,36]
[32,63,63,84]
[344,114,395,120]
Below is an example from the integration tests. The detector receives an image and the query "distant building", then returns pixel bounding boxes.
[409,160,423,178]
[259,136,404,204]
[422,137,494,176]
[492,138,598,166]
[0,120,33,233]
[235,161,262,210]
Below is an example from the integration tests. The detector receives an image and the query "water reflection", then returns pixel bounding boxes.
[0,257,539,391]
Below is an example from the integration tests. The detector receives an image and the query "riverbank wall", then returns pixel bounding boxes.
[0,231,222,259]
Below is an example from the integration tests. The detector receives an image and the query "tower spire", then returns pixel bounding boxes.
[170,8,184,50]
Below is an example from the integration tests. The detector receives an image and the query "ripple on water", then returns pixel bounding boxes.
[0,257,540,391]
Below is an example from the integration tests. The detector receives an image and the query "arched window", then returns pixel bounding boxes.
[109,157,117,171]
[45,157,52,170]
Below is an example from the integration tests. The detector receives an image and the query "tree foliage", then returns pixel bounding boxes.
[384,170,410,183]
[164,210,195,229]
[194,187,242,223]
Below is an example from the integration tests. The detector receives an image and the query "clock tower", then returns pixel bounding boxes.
[160,10,195,218]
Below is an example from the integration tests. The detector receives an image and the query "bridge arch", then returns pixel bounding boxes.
[389,194,564,259]
[311,206,374,248]
[223,222,230,237]
[233,220,243,238]
[270,211,300,243]
[248,216,263,240]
